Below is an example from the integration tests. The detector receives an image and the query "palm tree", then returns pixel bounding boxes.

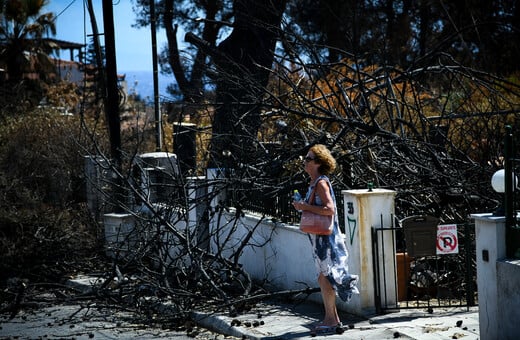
[0,0,56,83]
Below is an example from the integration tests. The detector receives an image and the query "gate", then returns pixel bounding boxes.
[372,216,477,313]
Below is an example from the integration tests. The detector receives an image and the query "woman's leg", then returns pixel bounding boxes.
[318,273,340,326]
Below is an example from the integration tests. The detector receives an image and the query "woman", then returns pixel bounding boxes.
[292,144,359,330]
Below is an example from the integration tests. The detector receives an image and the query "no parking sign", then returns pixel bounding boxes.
[437,224,459,254]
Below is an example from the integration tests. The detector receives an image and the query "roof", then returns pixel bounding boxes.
[44,38,85,49]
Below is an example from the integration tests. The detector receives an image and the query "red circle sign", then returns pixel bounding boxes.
[437,231,458,253]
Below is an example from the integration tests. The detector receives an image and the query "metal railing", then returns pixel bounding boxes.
[502,125,520,258]
[373,221,477,312]
[228,180,344,227]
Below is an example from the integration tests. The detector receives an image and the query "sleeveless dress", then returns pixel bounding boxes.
[305,175,359,302]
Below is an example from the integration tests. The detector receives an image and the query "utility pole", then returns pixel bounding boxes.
[85,0,104,95]
[102,0,123,211]
[150,0,162,151]
[101,0,121,164]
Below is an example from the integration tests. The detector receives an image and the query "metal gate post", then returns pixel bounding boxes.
[504,125,520,258]
[464,222,476,306]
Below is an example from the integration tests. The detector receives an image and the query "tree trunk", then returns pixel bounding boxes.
[209,0,287,167]
[164,0,221,106]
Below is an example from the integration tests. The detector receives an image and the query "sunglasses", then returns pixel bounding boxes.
[304,156,315,162]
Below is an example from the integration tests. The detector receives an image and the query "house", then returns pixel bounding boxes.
[47,38,127,94]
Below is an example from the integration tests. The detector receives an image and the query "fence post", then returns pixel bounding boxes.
[472,213,507,340]
[341,188,397,315]
[464,222,476,306]
[504,125,520,258]
[173,122,197,176]
[187,176,209,250]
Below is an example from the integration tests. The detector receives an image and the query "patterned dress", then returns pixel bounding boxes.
[305,175,359,302]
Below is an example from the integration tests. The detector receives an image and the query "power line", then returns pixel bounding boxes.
[51,0,78,22]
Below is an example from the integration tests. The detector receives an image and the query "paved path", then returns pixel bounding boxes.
[1,301,479,340]
[1,275,480,340]
[1,302,238,339]
[194,300,480,340]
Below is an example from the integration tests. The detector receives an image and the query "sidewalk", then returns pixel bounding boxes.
[1,275,479,340]
[69,275,480,339]
[194,300,480,340]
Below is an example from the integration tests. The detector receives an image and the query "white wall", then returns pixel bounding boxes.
[496,259,520,338]
[101,166,398,317]
[209,210,329,305]
[472,213,520,340]
[209,188,397,316]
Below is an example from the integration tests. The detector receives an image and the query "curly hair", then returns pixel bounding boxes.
[310,144,337,175]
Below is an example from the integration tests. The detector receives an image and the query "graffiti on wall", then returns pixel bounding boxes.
[346,201,356,245]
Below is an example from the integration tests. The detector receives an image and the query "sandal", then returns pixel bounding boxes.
[311,323,344,334]
[313,324,335,331]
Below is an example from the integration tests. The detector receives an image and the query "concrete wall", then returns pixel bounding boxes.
[100,165,399,317]
[209,189,398,316]
[472,213,520,340]
[209,210,317,290]
[496,259,520,338]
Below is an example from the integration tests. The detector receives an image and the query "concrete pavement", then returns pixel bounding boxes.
[1,303,211,339]
[194,299,480,340]
[1,275,480,339]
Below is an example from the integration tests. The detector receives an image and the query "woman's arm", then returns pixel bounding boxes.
[293,180,335,215]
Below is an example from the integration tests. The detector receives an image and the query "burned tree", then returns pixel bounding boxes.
[3,1,520,336]
[74,1,520,325]
[74,46,520,330]
[183,0,287,167]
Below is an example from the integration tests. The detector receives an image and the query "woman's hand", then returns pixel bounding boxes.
[292,200,305,211]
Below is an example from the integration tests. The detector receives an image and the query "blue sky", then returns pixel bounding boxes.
[45,0,169,72]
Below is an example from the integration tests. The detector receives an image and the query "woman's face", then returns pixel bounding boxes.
[304,151,319,175]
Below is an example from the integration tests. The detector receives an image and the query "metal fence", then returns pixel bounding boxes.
[373,220,477,312]
[227,181,299,223]
[229,181,345,227]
